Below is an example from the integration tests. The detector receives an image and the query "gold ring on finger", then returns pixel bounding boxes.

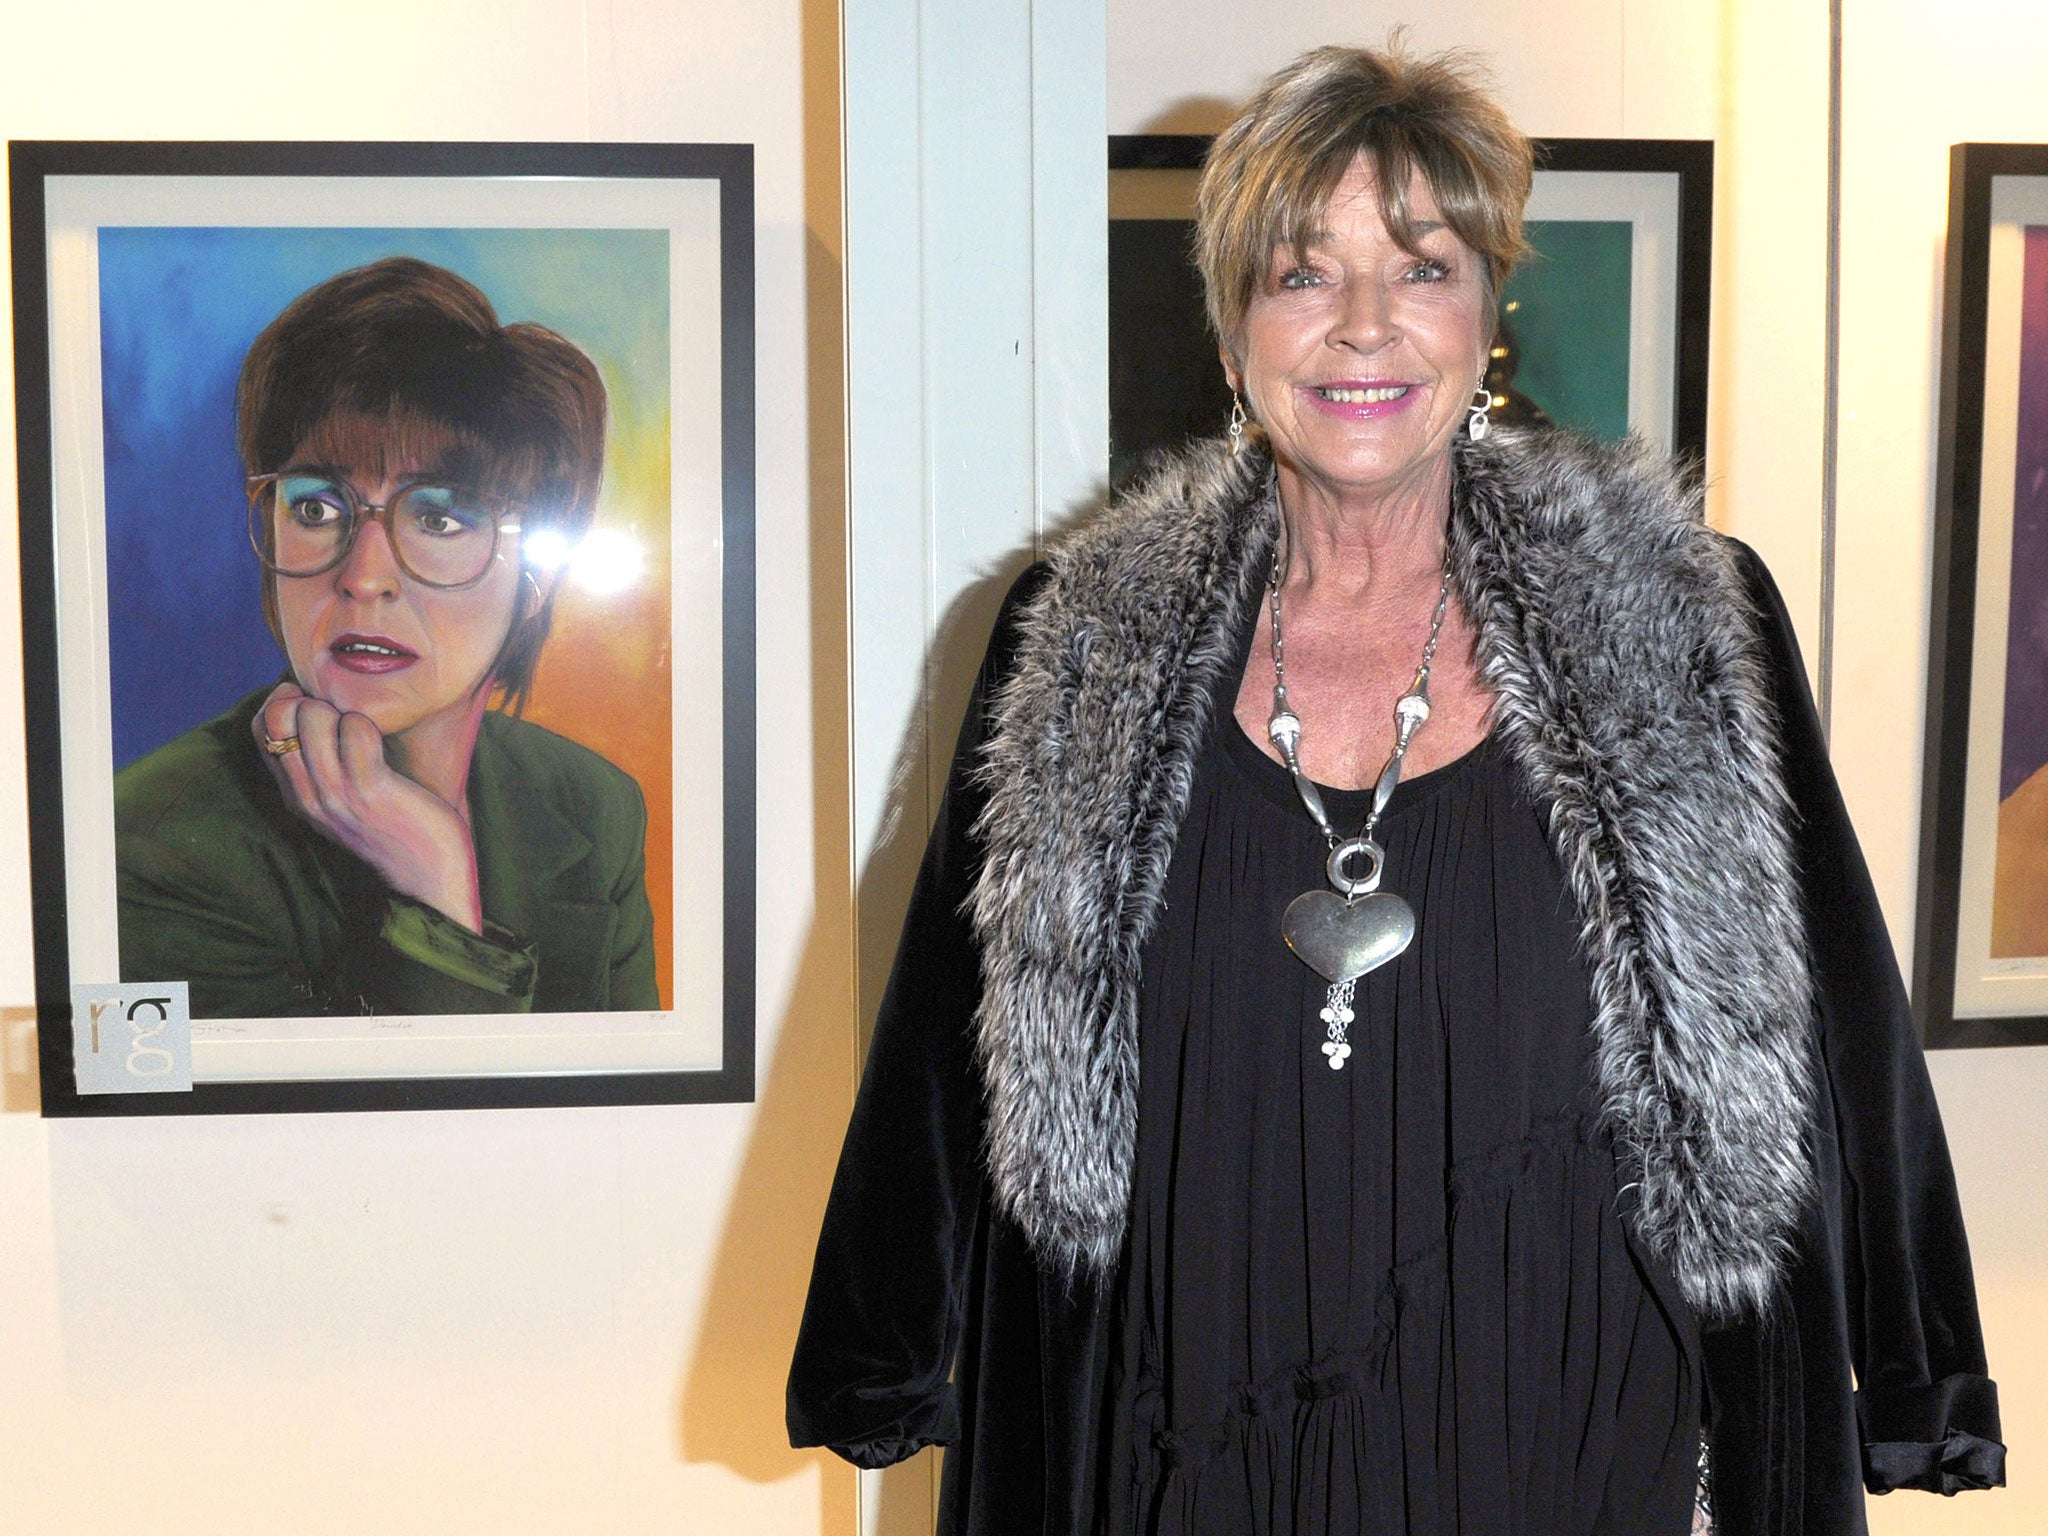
[263,734,302,757]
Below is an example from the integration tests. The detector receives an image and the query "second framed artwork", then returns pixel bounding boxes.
[1107,136,1712,488]
[1917,142,2048,1048]
[11,140,755,1113]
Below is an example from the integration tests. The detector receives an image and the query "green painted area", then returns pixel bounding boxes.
[1498,220,1632,441]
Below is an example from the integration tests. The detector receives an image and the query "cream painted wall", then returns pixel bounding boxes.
[0,3,857,1534]
[1112,2,2046,1532]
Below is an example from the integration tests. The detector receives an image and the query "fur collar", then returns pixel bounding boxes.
[966,429,1816,1321]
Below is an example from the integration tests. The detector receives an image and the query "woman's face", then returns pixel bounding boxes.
[271,418,526,741]
[1231,155,1493,507]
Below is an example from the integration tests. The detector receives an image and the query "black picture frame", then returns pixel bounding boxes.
[1914,142,2048,1049]
[1107,135,1713,487]
[10,139,756,1114]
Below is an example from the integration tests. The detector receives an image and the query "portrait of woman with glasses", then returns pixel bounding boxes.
[112,256,659,1018]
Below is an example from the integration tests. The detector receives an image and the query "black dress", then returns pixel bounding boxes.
[1099,614,1703,1536]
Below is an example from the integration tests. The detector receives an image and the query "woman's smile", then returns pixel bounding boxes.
[1300,379,1421,419]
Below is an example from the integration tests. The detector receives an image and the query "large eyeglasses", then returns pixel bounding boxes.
[246,470,522,591]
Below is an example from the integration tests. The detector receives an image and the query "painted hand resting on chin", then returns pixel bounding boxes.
[253,680,484,933]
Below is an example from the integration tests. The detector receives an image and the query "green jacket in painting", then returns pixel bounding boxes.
[114,689,660,1018]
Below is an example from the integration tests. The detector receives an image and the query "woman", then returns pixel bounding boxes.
[790,45,2003,1536]
[116,257,658,1017]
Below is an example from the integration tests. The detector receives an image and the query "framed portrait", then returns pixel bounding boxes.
[9,140,756,1113]
[1106,136,1712,488]
[1915,143,2048,1048]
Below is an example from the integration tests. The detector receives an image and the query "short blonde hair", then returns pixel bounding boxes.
[1195,44,1534,359]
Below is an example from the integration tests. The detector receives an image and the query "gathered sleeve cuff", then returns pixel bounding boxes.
[1858,1373,2007,1494]
[801,1393,962,1471]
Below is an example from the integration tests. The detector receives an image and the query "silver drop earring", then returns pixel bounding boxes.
[1466,383,1493,442]
[1229,391,1248,455]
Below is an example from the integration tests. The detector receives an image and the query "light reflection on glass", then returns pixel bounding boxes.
[572,529,646,595]
[521,526,646,595]
[524,528,573,572]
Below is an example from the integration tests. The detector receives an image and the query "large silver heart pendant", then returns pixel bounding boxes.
[1282,888,1417,984]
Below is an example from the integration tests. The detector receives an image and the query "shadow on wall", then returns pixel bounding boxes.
[1138,96,1238,134]
[673,547,1027,1534]
[848,480,1114,1533]
[674,447,1114,1530]
[852,554,1041,1040]
[670,0,862,1527]
[828,480,1117,1528]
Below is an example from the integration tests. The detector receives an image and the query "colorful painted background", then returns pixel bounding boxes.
[98,226,675,1007]
[2000,225,2048,803]
[1990,224,2048,958]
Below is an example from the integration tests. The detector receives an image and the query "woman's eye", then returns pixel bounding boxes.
[1277,266,1323,290]
[404,490,486,539]
[286,493,348,528]
[1406,259,1451,284]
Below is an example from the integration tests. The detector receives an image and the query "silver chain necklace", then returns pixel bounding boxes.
[1266,535,1451,1070]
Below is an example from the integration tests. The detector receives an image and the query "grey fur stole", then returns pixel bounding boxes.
[965,429,1816,1321]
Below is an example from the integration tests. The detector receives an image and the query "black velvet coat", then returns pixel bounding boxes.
[788,437,2004,1535]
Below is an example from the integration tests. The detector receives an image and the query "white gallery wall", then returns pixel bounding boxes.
[1110,2,2047,1532]
[0,1,859,1533]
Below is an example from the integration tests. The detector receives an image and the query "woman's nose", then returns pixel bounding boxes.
[1328,276,1397,352]
[335,514,403,599]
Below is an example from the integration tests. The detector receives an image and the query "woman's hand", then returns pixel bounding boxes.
[253,681,484,933]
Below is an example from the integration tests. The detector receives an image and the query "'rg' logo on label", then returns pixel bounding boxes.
[70,981,192,1095]
[87,996,178,1076]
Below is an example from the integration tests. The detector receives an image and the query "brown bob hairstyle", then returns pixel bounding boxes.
[1195,43,1534,361]
[236,256,607,713]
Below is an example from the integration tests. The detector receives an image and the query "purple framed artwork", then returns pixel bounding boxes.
[1917,142,2048,1047]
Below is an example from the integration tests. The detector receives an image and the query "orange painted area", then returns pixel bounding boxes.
[520,416,676,1009]
[527,581,674,1010]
